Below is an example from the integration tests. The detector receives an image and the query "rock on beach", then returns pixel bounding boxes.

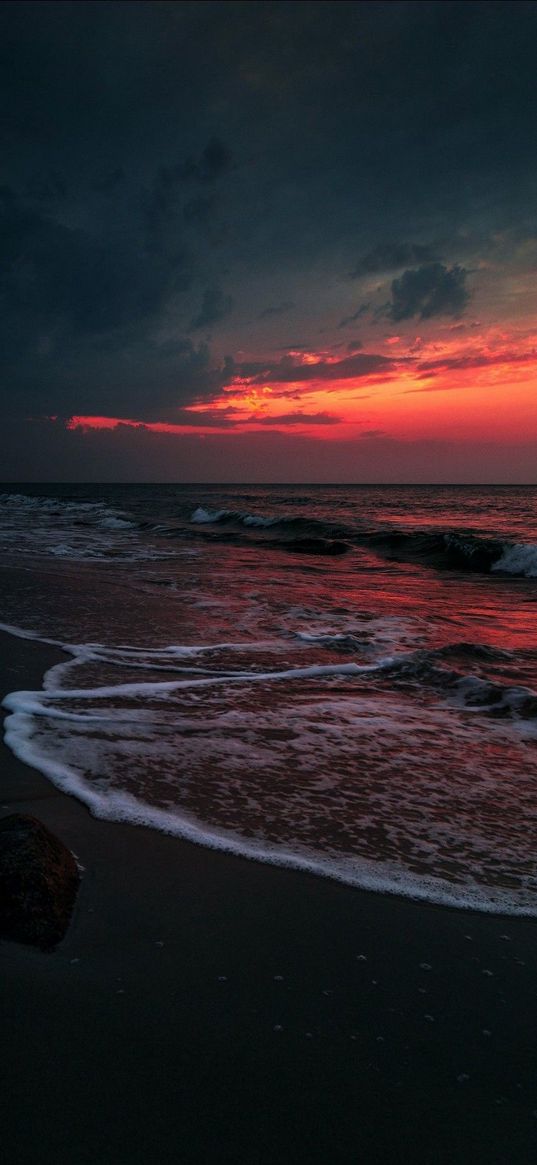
[0,814,79,950]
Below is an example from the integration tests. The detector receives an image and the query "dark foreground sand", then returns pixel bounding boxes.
[1,633,537,1165]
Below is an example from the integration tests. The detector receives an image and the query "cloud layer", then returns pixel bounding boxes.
[387,264,470,321]
[1,1,537,478]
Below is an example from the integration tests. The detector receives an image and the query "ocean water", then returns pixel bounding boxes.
[1,482,537,915]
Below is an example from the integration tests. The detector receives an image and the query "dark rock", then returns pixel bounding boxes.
[0,814,79,950]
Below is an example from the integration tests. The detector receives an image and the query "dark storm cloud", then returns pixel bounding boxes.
[346,341,363,353]
[350,242,440,277]
[144,135,232,255]
[165,407,240,428]
[0,131,235,420]
[1,0,537,465]
[183,196,216,223]
[1,292,221,424]
[190,285,233,331]
[257,301,295,320]
[227,352,398,385]
[0,180,219,420]
[0,185,187,338]
[338,304,370,329]
[386,264,470,321]
[148,138,232,228]
[252,412,341,426]
[25,171,69,202]
[272,343,311,352]
[159,138,233,187]
[401,347,537,393]
[92,168,125,194]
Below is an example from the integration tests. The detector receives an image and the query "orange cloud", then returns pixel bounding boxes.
[65,330,537,446]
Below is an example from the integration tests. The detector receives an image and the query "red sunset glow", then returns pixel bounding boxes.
[67,329,537,446]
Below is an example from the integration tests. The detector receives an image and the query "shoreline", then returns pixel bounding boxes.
[2,633,537,1162]
[3,627,535,922]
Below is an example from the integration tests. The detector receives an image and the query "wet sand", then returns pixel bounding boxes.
[1,631,537,1164]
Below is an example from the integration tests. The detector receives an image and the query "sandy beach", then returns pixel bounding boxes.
[1,630,537,1164]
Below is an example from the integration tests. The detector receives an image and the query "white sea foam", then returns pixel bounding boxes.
[296,631,365,648]
[293,616,426,656]
[191,506,228,523]
[50,543,106,559]
[453,674,537,732]
[4,673,537,916]
[0,694,507,910]
[0,620,67,648]
[3,618,537,916]
[492,543,537,578]
[0,491,171,563]
[242,514,277,527]
[4,658,384,704]
[99,516,135,529]
[190,506,276,528]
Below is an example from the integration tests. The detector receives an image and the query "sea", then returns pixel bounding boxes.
[1,482,537,916]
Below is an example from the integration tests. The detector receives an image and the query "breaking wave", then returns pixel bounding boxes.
[189,505,537,576]
[365,529,537,577]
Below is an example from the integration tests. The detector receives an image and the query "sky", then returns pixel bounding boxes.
[1,0,537,483]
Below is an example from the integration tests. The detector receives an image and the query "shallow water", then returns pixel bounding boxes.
[2,483,537,913]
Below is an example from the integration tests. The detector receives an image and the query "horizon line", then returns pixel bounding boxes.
[2,481,537,489]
